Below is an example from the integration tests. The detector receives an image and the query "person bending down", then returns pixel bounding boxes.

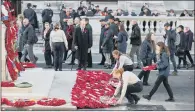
[112,68,143,105]
[143,42,175,102]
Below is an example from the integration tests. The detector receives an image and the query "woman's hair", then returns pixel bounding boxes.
[112,50,122,56]
[157,42,170,56]
[44,22,50,26]
[54,23,60,30]
[146,32,153,41]
[17,14,24,21]
[113,68,124,77]
[119,23,126,32]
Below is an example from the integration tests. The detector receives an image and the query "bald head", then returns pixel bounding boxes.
[131,20,137,25]
[23,18,29,26]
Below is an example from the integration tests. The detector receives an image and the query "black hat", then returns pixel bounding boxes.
[108,15,114,20]
[164,23,170,27]
[178,25,184,30]
[114,18,121,22]
[95,5,99,7]
[100,19,106,22]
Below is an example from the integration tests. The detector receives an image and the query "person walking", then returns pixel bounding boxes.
[43,22,53,68]
[115,23,128,54]
[74,20,92,70]
[84,18,93,68]
[101,22,114,69]
[143,42,175,102]
[41,3,53,31]
[98,19,106,65]
[138,33,155,86]
[184,27,194,68]
[63,19,75,64]
[112,68,143,105]
[23,3,37,29]
[164,23,178,75]
[50,23,68,71]
[21,18,37,64]
[129,20,142,69]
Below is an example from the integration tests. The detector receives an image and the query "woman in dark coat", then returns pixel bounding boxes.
[138,33,155,86]
[143,42,174,102]
[74,20,92,70]
[115,23,128,54]
[101,22,114,69]
[43,22,53,68]
[63,19,75,64]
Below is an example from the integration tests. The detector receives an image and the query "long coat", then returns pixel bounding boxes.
[99,25,106,53]
[140,39,154,61]
[102,28,114,53]
[184,30,194,51]
[42,28,52,51]
[75,27,92,61]
[116,31,128,53]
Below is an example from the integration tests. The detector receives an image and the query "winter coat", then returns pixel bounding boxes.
[99,25,106,53]
[140,39,154,62]
[185,30,194,51]
[42,28,52,51]
[164,29,177,53]
[42,8,53,23]
[110,23,118,37]
[139,11,152,16]
[22,24,36,45]
[156,51,170,77]
[86,23,93,47]
[23,8,36,25]
[116,31,128,53]
[130,24,142,45]
[102,28,114,53]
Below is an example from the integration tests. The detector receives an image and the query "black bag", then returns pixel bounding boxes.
[175,47,185,57]
[86,10,94,16]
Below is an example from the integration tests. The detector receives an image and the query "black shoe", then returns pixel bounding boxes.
[132,94,140,104]
[68,63,75,65]
[165,98,175,102]
[105,65,112,69]
[142,95,151,101]
[44,65,52,69]
[55,69,58,71]
[143,82,150,86]
[98,63,104,65]
[126,95,135,105]
[135,66,141,69]
[59,69,62,71]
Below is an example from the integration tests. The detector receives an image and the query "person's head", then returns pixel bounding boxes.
[114,18,120,25]
[105,22,110,29]
[47,3,51,7]
[104,7,108,12]
[170,9,174,13]
[112,50,122,60]
[119,23,125,32]
[164,23,170,30]
[184,27,190,33]
[157,41,170,56]
[74,17,81,25]
[69,8,73,13]
[145,32,153,41]
[183,10,188,14]
[108,16,115,23]
[54,23,60,30]
[17,14,24,22]
[66,9,70,15]
[84,18,89,24]
[80,19,86,29]
[117,8,122,13]
[143,8,148,13]
[44,22,50,29]
[112,68,124,79]
[67,19,73,26]
[100,19,106,26]
[23,18,29,26]
[27,3,32,8]
[131,20,137,25]
[95,5,99,10]
[177,25,184,32]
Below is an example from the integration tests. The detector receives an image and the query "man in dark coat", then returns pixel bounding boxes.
[164,23,177,75]
[84,18,93,68]
[74,20,92,70]
[41,3,53,30]
[60,8,73,32]
[23,3,37,29]
[130,20,142,69]
[98,19,106,65]
[184,27,194,67]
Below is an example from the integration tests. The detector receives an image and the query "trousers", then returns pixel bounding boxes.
[53,42,64,70]
[21,44,36,64]
[130,45,141,67]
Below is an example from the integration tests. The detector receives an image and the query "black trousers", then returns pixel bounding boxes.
[87,51,92,67]
[184,50,194,64]
[53,42,64,70]
[18,52,22,62]
[178,57,187,65]
[44,50,53,66]
[149,75,174,98]
[100,52,106,64]
[78,59,87,69]
[123,65,134,71]
[125,81,143,102]
[138,59,152,84]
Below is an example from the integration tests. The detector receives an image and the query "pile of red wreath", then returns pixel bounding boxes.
[1,98,36,108]
[71,70,117,108]
[37,98,66,106]
[21,62,37,68]
[1,81,15,87]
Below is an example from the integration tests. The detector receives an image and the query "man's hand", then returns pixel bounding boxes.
[75,46,78,50]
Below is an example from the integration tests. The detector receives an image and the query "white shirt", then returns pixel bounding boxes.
[114,55,133,69]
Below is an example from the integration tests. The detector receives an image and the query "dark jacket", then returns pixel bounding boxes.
[42,8,53,23]
[178,31,186,49]
[156,51,170,77]
[102,28,114,53]
[116,31,128,53]
[42,28,52,51]
[86,23,93,47]
[22,24,36,45]
[185,30,194,51]
[165,29,177,52]
[23,8,36,25]
[66,25,74,50]
[139,11,152,16]
[130,24,141,45]
[110,22,118,37]
[140,39,154,61]
[72,24,79,51]
[99,25,106,53]
[59,11,72,31]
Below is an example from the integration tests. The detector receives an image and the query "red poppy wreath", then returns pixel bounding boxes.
[37,98,66,106]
